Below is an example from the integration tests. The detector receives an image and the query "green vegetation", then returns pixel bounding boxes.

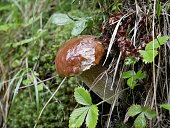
[139,36,169,63]
[9,80,77,128]
[69,87,98,128]
[127,105,156,128]
[121,70,146,89]
[0,0,170,128]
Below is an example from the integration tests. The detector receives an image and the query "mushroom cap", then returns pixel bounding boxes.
[55,35,105,77]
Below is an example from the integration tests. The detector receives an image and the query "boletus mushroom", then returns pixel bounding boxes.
[55,35,117,104]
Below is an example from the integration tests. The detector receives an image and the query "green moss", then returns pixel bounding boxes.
[8,77,79,128]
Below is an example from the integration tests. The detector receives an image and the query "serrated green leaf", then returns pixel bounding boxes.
[71,20,87,36]
[161,104,170,110]
[127,77,136,89]
[69,107,89,128]
[128,105,142,117]
[74,87,92,105]
[86,105,98,128]
[51,13,73,25]
[122,71,136,78]
[134,113,146,128]
[145,36,169,51]
[143,107,156,120]
[139,50,158,63]
[134,71,146,79]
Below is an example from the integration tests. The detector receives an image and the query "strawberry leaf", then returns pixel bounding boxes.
[74,87,92,105]
[69,107,89,128]
[86,105,99,128]
[128,105,142,117]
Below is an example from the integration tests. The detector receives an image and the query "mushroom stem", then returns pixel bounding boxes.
[80,62,119,104]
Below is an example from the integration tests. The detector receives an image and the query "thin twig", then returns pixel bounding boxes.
[19,75,58,89]
[33,77,66,128]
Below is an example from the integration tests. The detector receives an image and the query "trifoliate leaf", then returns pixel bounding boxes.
[134,113,146,128]
[145,36,169,50]
[51,13,73,25]
[74,87,92,105]
[142,107,156,120]
[161,104,170,110]
[127,77,136,89]
[128,105,142,117]
[69,107,89,128]
[86,105,99,128]
[139,50,158,63]
[134,71,146,79]
[122,71,136,78]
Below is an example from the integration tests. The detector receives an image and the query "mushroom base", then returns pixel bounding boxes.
[80,62,123,104]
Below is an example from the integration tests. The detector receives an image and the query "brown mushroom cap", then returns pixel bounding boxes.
[55,35,105,77]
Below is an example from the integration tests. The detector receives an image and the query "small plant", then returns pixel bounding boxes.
[69,87,129,128]
[139,36,169,63]
[160,104,170,114]
[69,87,98,128]
[121,70,146,89]
[127,105,156,128]
[51,13,93,36]
[124,56,139,65]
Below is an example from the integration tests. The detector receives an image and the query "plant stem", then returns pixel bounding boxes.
[96,87,130,106]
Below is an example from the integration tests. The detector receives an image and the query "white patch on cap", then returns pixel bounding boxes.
[80,47,95,71]
[66,38,96,73]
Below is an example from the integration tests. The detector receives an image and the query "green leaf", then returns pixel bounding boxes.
[127,77,136,89]
[51,13,73,25]
[128,105,142,117]
[74,87,92,105]
[134,113,146,128]
[12,60,21,68]
[22,79,32,85]
[31,72,39,112]
[86,18,93,28]
[122,71,136,78]
[139,50,158,63]
[142,107,156,120]
[134,71,146,79]
[156,0,162,22]
[11,72,25,103]
[71,20,87,36]
[125,56,138,65]
[145,36,169,51]
[86,105,98,128]
[161,104,170,110]
[69,107,89,128]
[37,83,44,91]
